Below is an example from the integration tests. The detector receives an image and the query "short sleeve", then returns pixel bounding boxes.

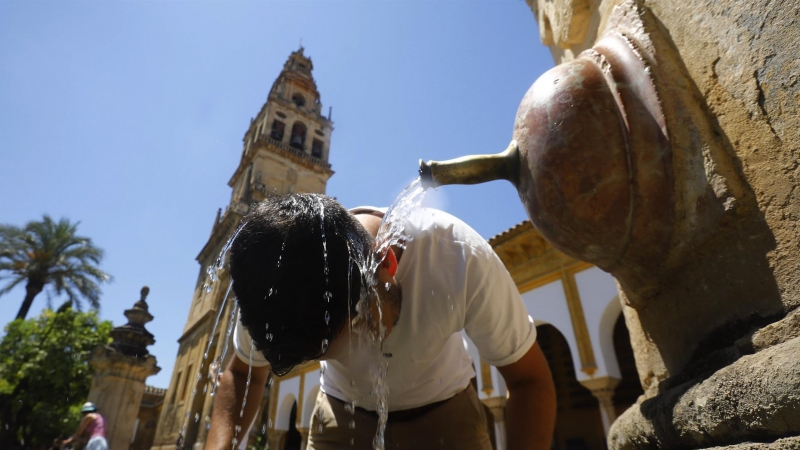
[233,315,270,367]
[462,243,537,367]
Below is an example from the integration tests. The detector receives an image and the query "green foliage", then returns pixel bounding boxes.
[247,430,269,450]
[0,215,112,320]
[0,307,112,449]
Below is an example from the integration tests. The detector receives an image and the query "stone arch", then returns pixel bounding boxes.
[597,295,623,378]
[301,385,320,428]
[536,324,606,449]
[521,281,586,382]
[292,93,306,108]
[611,314,645,413]
[275,393,297,431]
[289,121,307,150]
[283,401,301,450]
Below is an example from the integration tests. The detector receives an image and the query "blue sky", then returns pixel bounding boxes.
[0,0,554,388]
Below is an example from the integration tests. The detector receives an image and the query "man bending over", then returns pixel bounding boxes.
[208,193,556,450]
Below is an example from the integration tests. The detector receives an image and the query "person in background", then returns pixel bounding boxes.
[61,402,107,450]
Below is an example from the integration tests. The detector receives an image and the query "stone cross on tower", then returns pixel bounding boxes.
[88,286,161,450]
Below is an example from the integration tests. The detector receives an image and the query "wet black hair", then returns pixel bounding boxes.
[229,194,373,376]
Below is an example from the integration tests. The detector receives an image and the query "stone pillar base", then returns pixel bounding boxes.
[609,337,800,450]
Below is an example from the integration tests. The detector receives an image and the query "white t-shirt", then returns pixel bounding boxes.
[233,207,536,411]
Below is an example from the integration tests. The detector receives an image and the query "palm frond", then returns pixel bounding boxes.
[0,275,27,296]
[0,215,111,317]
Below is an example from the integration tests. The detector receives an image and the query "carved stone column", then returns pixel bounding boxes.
[88,287,160,450]
[297,427,309,450]
[580,376,621,436]
[482,397,507,450]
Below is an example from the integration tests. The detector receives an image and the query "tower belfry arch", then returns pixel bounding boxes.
[150,48,334,450]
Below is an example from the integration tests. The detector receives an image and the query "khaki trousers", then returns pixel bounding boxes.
[307,384,493,450]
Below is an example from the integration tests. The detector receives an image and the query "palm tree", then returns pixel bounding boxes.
[0,215,112,320]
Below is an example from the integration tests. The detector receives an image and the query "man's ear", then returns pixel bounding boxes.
[381,248,398,277]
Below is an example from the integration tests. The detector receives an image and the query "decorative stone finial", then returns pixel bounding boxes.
[109,286,156,358]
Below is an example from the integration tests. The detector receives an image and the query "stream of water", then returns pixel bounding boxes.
[349,178,428,450]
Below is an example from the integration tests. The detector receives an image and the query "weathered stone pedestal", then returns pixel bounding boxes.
[88,287,160,450]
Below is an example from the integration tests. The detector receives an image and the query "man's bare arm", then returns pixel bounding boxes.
[497,342,557,450]
[206,356,269,450]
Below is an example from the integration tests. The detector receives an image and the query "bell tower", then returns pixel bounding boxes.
[228,47,334,214]
[150,48,334,450]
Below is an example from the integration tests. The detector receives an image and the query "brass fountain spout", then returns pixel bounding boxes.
[419,141,520,190]
[416,20,685,304]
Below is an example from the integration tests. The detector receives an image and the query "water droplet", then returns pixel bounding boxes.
[235,425,242,434]
[384,282,390,291]
[321,338,329,354]
[349,419,355,429]
[269,287,274,296]
[324,310,330,324]
[268,378,274,387]
[204,284,212,293]
[324,291,332,302]
[194,413,199,422]
[317,424,323,433]
[203,384,208,394]
[431,290,435,296]
[350,438,355,446]
[262,424,267,434]
[268,419,272,427]
[345,403,354,413]
[265,323,269,331]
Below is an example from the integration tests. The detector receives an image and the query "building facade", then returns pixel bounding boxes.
[150,48,334,450]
